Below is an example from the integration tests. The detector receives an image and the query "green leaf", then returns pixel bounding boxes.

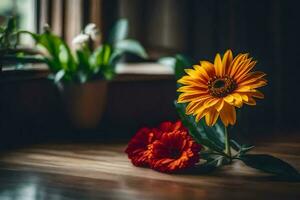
[93,45,111,67]
[76,50,90,72]
[201,155,229,169]
[174,54,192,80]
[175,101,226,155]
[200,150,224,161]
[102,45,111,65]
[54,69,65,83]
[115,39,148,59]
[240,144,255,155]
[0,17,17,49]
[201,119,225,150]
[77,71,88,83]
[6,17,16,34]
[230,139,241,151]
[240,154,299,177]
[108,18,128,45]
[159,55,192,80]
[158,57,176,67]
[59,45,69,66]
[108,49,123,66]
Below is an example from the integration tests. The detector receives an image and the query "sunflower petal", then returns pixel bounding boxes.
[178,93,202,103]
[241,94,249,102]
[224,95,234,103]
[214,53,224,76]
[222,49,233,71]
[220,103,236,126]
[178,76,207,86]
[232,57,252,78]
[215,99,224,112]
[186,102,200,115]
[177,85,207,92]
[200,61,215,77]
[232,98,243,108]
[195,107,209,122]
[235,60,257,81]
[241,80,267,89]
[184,69,199,78]
[244,97,257,105]
[229,53,248,77]
[250,90,265,99]
[232,93,243,103]
[240,89,264,98]
[235,86,253,92]
[205,108,219,126]
[237,71,266,83]
[193,65,210,81]
[204,98,219,108]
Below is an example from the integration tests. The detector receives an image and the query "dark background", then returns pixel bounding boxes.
[1,0,300,147]
[108,0,300,135]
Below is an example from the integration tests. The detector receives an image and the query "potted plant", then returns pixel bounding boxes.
[21,19,147,129]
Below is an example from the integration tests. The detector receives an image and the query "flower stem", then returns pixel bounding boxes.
[224,126,232,162]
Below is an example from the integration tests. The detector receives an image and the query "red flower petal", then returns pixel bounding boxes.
[158,120,187,133]
[125,127,160,167]
[150,130,201,173]
[126,121,201,173]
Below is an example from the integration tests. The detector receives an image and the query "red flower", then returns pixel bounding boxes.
[157,121,187,133]
[125,127,161,167]
[150,130,201,173]
[126,121,201,173]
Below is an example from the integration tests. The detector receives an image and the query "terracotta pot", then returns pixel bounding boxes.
[58,80,108,130]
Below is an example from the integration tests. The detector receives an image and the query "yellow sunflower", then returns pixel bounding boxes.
[177,49,267,127]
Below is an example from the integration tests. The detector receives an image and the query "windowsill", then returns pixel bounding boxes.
[1,63,175,82]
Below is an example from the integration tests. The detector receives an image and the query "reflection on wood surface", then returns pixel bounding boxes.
[0,136,299,200]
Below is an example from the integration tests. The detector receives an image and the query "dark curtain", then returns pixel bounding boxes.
[106,0,300,136]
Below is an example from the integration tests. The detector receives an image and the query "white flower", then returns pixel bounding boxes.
[84,23,100,40]
[72,33,89,45]
[84,23,96,35]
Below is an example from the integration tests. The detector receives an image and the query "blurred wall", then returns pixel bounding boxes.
[108,0,300,134]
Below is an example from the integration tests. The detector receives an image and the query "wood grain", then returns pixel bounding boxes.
[0,136,299,200]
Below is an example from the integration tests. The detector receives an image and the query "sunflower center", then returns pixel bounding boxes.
[208,75,237,98]
[213,79,226,88]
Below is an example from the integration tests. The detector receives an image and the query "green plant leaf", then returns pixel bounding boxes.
[174,54,192,80]
[93,45,111,66]
[108,18,128,45]
[201,155,228,168]
[201,119,225,150]
[175,101,226,155]
[102,45,111,65]
[240,144,255,155]
[240,154,299,177]
[76,50,90,72]
[108,49,123,66]
[159,55,192,80]
[54,69,65,83]
[6,17,16,34]
[59,45,69,66]
[230,139,241,151]
[115,39,148,59]
[0,17,18,49]
[158,57,176,67]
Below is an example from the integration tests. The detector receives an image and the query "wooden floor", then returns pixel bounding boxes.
[0,135,299,200]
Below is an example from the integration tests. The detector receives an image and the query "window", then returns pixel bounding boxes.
[0,0,37,46]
